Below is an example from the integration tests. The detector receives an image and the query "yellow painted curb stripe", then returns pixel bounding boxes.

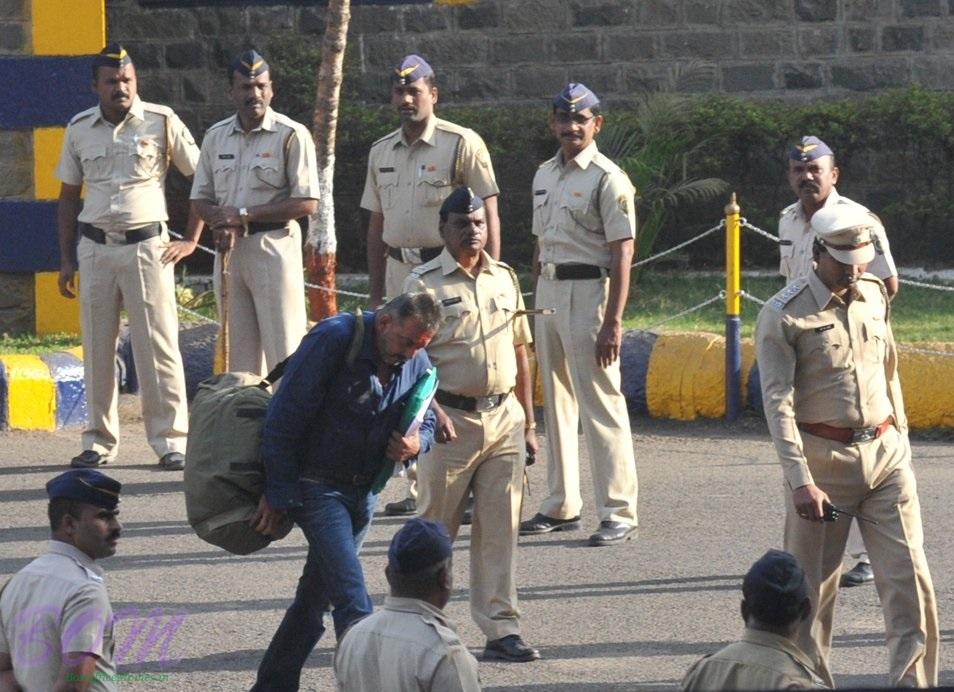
[0,354,55,431]
[35,271,81,336]
[899,344,954,429]
[33,127,65,201]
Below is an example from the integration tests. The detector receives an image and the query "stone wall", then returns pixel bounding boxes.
[108,0,954,134]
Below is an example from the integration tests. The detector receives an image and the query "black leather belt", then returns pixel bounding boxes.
[247,222,286,235]
[540,263,605,280]
[80,222,161,245]
[300,473,374,488]
[435,389,509,413]
[387,246,442,264]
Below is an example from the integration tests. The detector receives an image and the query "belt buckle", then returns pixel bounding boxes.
[474,395,497,412]
[851,426,877,444]
[401,247,423,265]
[541,263,557,280]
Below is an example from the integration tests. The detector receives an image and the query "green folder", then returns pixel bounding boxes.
[370,367,438,494]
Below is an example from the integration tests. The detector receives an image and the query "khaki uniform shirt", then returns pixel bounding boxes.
[682,629,827,691]
[333,596,481,692]
[532,142,636,268]
[778,189,896,282]
[0,541,117,692]
[55,96,198,232]
[405,249,531,397]
[360,116,499,249]
[755,272,907,489]
[190,107,320,209]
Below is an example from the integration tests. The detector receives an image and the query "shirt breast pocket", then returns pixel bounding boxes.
[533,191,549,228]
[864,317,887,364]
[420,173,451,207]
[440,303,471,342]
[252,160,285,190]
[212,161,237,199]
[561,192,601,233]
[376,171,398,210]
[488,293,514,338]
[79,146,110,183]
[800,328,850,370]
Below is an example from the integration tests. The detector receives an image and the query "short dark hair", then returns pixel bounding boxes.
[380,292,441,333]
[48,497,83,532]
[386,557,450,600]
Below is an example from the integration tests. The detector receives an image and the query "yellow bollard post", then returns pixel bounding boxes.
[725,193,742,421]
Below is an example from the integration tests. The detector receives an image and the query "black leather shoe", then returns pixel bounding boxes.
[518,513,581,535]
[70,450,107,468]
[483,635,541,662]
[384,497,417,516]
[588,521,637,546]
[840,561,874,588]
[158,452,185,471]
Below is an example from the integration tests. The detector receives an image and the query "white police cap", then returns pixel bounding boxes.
[811,205,878,265]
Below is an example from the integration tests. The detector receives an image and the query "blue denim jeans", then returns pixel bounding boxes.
[252,482,375,691]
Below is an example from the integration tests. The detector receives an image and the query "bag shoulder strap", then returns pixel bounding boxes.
[260,310,365,388]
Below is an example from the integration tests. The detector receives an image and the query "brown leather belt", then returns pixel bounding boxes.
[435,389,509,413]
[247,222,286,235]
[540,263,605,280]
[387,246,442,264]
[80,222,161,245]
[798,417,894,445]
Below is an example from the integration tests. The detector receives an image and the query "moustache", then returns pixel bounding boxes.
[112,92,129,100]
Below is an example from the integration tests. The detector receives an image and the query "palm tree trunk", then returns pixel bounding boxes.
[306,0,351,320]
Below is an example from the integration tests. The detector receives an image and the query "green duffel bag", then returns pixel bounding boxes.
[183,369,293,555]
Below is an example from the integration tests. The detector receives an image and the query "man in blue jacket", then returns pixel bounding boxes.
[249,292,441,692]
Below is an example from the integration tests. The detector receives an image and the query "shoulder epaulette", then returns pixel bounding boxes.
[68,108,97,126]
[205,116,234,134]
[433,118,474,138]
[780,201,799,218]
[270,111,308,133]
[370,128,401,149]
[591,151,622,174]
[769,277,809,311]
[408,258,441,280]
[141,102,174,117]
[498,261,521,303]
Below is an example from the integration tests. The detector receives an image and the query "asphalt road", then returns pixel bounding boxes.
[1,413,951,691]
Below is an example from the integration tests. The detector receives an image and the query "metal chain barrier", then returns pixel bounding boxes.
[631,292,725,333]
[632,221,724,269]
[739,290,767,306]
[177,303,219,326]
[898,345,954,358]
[740,218,781,244]
[898,276,954,292]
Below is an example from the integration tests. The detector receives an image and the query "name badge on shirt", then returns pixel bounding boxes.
[379,166,395,173]
[218,154,235,160]
[534,189,546,196]
[815,324,834,333]
[441,297,463,307]
[779,239,793,246]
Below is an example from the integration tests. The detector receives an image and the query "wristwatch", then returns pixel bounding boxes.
[238,207,250,235]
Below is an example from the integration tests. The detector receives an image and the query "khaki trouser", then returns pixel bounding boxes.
[213,224,308,376]
[418,394,525,641]
[77,228,188,459]
[846,520,868,561]
[384,255,417,303]
[784,426,938,687]
[534,277,638,524]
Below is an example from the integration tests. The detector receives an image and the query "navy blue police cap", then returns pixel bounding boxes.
[439,186,484,222]
[388,518,452,574]
[93,43,133,72]
[742,549,809,619]
[553,82,600,113]
[46,469,122,511]
[789,135,834,162]
[394,54,434,85]
[230,49,270,79]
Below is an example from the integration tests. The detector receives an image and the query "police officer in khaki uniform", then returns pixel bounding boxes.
[334,518,480,692]
[520,83,639,547]
[780,135,900,589]
[405,187,540,663]
[191,50,320,376]
[682,550,826,691]
[56,44,201,471]
[756,205,938,687]
[363,55,501,516]
[0,470,123,691]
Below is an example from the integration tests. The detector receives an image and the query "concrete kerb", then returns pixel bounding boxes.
[3,327,954,430]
